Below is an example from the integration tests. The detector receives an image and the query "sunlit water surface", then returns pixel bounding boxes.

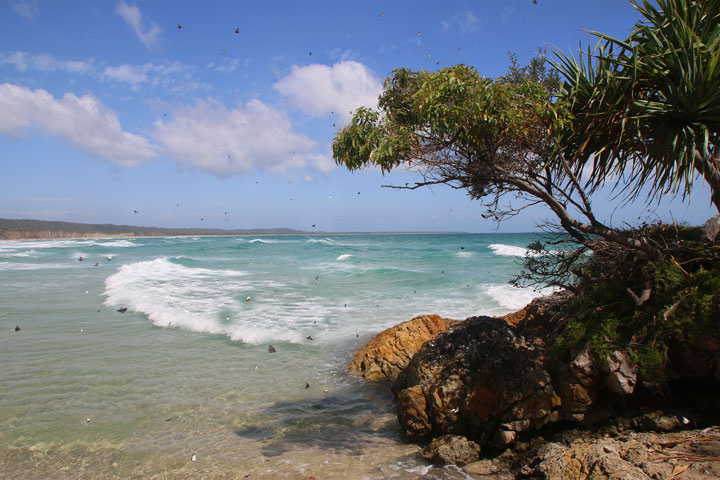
[0,234,547,479]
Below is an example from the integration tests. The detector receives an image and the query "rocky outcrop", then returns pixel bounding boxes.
[351,285,720,469]
[703,214,720,242]
[421,434,482,466]
[605,350,638,395]
[348,314,458,380]
[520,427,720,479]
[389,314,662,448]
[555,347,600,420]
[392,317,560,444]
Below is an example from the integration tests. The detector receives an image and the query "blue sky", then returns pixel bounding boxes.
[0,0,715,232]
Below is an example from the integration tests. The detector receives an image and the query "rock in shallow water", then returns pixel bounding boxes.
[392,316,559,444]
[348,314,458,380]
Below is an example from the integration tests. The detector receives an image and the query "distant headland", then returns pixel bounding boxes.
[0,218,463,240]
[0,218,307,240]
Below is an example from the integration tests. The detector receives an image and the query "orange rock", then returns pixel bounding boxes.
[498,307,528,328]
[348,314,458,380]
[397,385,430,440]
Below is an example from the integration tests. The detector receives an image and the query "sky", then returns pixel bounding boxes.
[0,0,715,233]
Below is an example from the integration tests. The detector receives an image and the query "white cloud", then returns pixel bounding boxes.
[273,61,382,124]
[115,1,162,50]
[153,98,333,177]
[0,51,94,75]
[12,1,39,19]
[0,83,158,166]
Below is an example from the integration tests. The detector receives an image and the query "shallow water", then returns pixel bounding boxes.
[0,233,545,479]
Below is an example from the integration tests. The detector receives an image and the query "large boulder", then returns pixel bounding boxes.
[392,316,561,445]
[348,314,458,380]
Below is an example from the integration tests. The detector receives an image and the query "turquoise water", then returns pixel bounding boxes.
[0,233,546,479]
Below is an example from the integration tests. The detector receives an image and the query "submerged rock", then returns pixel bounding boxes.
[348,314,458,380]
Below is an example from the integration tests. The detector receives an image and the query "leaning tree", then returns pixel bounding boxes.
[333,59,660,290]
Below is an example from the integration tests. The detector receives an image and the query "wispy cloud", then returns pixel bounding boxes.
[441,10,484,34]
[153,98,333,177]
[273,61,382,124]
[0,51,207,93]
[0,51,95,75]
[207,57,251,73]
[501,5,516,23]
[0,83,159,166]
[11,1,39,19]
[101,61,197,86]
[327,48,360,62]
[115,1,162,50]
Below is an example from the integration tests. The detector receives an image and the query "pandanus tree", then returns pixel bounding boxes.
[554,0,720,211]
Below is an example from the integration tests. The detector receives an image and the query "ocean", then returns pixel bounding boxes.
[0,233,548,479]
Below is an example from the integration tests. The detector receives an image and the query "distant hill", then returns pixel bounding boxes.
[0,218,306,240]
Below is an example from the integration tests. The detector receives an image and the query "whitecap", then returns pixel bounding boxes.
[102,258,328,345]
[95,240,137,248]
[249,238,280,244]
[485,284,555,311]
[0,262,68,271]
[306,238,336,245]
[11,250,36,258]
[336,254,352,261]
[488,243,533,257]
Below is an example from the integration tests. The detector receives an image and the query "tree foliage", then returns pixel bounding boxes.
[554,0,720,210]
[333,60,657,257]
[331,1,720,387]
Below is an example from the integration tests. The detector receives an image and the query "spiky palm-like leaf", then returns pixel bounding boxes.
[554,0,720,210]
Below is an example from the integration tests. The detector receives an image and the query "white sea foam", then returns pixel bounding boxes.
[456,251,473,258]
[103,258,331,344]
[249,238,284,244]
[488,243,533,257]
[0,239,84,251]
[0,238,136,252]
[11,250,36,257]
[0,261,68,271]
[95,239,137,248]
[306,238,336,245]
[485,284,555,311]
[336,254,352,261]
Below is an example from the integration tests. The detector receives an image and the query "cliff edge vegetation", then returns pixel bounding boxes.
[333,0,719,393]
[337,0,720,474]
